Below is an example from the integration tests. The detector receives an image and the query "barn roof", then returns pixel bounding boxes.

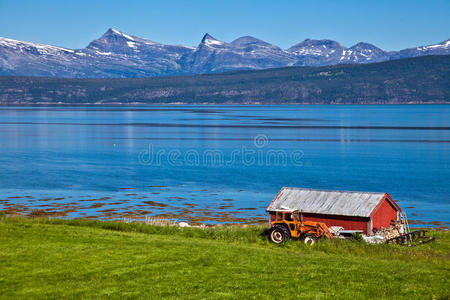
[266,187,399,218]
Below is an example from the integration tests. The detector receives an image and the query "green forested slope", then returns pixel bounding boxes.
[0,55,448,104]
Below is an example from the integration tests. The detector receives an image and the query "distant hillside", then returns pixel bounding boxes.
[0,55,449,104]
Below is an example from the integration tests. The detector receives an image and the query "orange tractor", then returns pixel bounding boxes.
[268,210,333,244]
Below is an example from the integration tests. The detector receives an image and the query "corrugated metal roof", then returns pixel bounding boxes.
[266,187,390,217]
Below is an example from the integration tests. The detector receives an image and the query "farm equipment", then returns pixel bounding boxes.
[267,209,435,246]
[385,229,434,246]
[267,210,333,244]
[382,213,435,246]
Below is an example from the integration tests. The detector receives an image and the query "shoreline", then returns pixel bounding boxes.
[1,208,448,230]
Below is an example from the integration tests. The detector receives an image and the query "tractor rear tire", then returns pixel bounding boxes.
[268,226,290,244]
[303,234,317,245]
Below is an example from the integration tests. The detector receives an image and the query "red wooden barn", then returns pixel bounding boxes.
[266,187,401,234]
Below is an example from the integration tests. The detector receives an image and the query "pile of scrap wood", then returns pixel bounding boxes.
[377,220,402,239]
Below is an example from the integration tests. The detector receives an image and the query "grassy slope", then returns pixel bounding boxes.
[0,217,449,299]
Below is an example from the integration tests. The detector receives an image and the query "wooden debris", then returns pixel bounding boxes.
[377,220,402,239]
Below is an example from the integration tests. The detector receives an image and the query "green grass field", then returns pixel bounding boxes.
[0,216,448,299]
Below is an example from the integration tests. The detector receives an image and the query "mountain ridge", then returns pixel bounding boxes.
[0,29,449,78]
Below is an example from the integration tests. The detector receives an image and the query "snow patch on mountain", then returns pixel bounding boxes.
[205,38,224,46]
[110,28,135,41]
[201,34,225,47]
[417,39,450,51]
[96,51,112,56]
[0,37,74,54]
[126,41,137,49]
[337,42,388,63]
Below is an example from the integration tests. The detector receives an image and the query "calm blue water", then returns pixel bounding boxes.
[0,105,449,225]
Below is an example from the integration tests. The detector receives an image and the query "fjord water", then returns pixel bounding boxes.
[0,105,449,225]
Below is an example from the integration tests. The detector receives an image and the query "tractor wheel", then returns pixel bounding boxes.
[303,234,317,245]
[268,226,290,244]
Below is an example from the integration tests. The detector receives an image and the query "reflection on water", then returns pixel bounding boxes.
[0,105,449,226]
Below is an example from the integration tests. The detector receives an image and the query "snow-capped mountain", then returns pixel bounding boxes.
[82,28,194,77]
[86,28,193,59]
[0,36,88,77]
[287,39,345,66]
[339,42,389,63]
[287,40,392,66]
[183,34,296,73]
[0,29,448,78]
[390,39,450,60]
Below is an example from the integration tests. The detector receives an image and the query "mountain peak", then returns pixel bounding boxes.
[292,39,342,48]
[102,28,135,41]
[201,33,213,41]
[106,28,120,34]
[201,33,224,46]
[87,28,165,52]
[287,39,345,57]
[350,42,381,50]
[231,36,271,47]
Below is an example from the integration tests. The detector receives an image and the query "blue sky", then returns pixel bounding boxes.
[0,0,449,51]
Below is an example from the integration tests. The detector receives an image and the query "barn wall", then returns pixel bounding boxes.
[370,198,398,231]
[302,213,370,234]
